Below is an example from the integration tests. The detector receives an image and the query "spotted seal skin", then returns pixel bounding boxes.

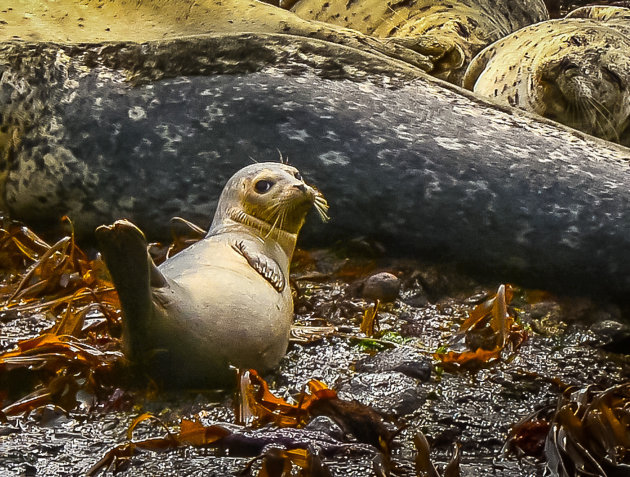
[566,5,630,36]
[0,33,426,234]
[567,5,630,21]
[0,0,434,71]
[290,0,549,84]
[96,163,328,388]
[463,11,630,146]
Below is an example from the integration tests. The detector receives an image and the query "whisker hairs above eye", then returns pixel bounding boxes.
[276,149,290,165]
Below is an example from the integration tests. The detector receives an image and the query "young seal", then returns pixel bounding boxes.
[463,12,630,146]
[96,162,329,388]
[289,0,548,84]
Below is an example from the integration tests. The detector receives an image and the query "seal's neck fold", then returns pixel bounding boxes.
[209,207,298,257]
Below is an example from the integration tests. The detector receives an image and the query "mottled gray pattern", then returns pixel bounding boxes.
[1,35,630,298]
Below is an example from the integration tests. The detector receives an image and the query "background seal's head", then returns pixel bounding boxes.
[533,33,630,144]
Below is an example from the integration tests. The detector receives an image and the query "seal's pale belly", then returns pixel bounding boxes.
[154,262,293,374]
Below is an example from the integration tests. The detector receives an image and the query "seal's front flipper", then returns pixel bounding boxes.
[95,219,161,358]
[232,240,285,293]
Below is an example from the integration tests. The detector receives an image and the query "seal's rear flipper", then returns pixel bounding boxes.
[95,219,163,358]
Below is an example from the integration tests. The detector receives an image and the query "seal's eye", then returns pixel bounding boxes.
[254,180,274,194]
[294,172,302,181]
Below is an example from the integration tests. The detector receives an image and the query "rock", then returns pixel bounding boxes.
[338,372,426,416]
[361,272,401,303]
[402,292,430,308]
[392,361,432,382]
[346,348,432,415]
[354,347,432,381]
[304,416,346,441]
[589,320,630,353]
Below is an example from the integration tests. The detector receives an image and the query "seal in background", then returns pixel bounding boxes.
[289,0,549,84]
[463,7,630,146]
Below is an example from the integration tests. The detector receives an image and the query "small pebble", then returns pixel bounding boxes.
[393,360,432,382]
[362,272,401,302]
[304,416,345,440]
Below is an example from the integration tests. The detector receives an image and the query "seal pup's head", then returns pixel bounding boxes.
[208,162,328,252]
[534,34,630,145]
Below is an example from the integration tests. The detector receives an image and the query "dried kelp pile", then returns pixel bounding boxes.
[0,218,628,476]
[0,217,124,416]
[506,383,630,476]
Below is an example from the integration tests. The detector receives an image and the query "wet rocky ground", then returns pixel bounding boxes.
[1,245,628,476]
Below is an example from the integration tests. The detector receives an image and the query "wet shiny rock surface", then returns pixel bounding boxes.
[1,251,628,476]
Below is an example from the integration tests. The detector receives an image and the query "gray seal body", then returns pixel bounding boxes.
[2,35,630,301]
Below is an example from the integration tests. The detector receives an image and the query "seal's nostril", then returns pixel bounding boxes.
[294,184,307,192]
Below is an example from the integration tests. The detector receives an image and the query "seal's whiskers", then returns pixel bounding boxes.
[265,207,283,239]
[587,96,620,141]
[277,209,288,238]
[228,207,295,243]
[314,194,330,222]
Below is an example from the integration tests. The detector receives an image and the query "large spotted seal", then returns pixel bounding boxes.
[2,13,630,300]
[565,5,630,36]
[463,9,630,146]
[289,0,549,84]
[96,163,328,388]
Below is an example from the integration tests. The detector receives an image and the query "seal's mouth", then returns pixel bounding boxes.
[542,79,625,141]
[260,186,329,237]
